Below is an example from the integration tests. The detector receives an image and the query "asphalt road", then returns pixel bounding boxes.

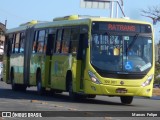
[0,81,159,120]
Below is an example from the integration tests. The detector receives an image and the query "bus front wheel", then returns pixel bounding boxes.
[87,95,96,99]
[120,96,133,104]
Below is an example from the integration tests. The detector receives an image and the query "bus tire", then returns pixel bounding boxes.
[10,68,26,91]
[36,71,45,95]
[55,90,63,94]
[68,80,78,100]
[19,85,27,91]
[87,95,96,99]
[120,96,133,104]
[10,68,18,91]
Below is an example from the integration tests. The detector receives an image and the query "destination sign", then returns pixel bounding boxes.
[107,24,136,32]
[92,22,152,33]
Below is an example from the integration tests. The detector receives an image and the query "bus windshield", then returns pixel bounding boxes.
[91,22,153,73]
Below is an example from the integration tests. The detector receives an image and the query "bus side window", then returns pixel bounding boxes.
[4,36,9,56]
[37,30,46,53]
[43,31,48,53]
[32,31,38,53]
[70,28,79,54]
[46,34,55,55]
[6,34,13,56]
[19,32,25,53]
[11,34,16,54]
[55,29,63,53]
[4,36,8,55]
[45,28,57,55]
[14,33,20,53]
[61,28,71,54]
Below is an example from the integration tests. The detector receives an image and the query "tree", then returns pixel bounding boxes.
[141,6,160,25]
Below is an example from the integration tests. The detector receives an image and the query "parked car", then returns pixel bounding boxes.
[153,84,160,88]
[0,46,4,55]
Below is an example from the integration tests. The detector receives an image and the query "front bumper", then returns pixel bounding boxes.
[84,80,152,97]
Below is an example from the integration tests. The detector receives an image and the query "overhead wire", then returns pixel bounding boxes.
[0,8,29,21]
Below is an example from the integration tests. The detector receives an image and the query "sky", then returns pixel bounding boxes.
[0,0,160,42]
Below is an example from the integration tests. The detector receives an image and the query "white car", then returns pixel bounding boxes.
[0,46,4,55]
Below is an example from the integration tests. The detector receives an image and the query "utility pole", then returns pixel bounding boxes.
[110,0,125,18]
[5,20,7,27]
[110,1,114,18]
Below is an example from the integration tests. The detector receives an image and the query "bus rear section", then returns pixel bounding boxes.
[82,21,154,104]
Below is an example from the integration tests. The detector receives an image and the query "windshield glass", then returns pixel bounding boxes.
[91,33,153,73]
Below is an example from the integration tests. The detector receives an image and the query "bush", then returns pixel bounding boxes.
[154,63,160,84]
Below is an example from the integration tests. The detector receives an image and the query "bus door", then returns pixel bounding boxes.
[77,33,88,90]
[45,33,55,86]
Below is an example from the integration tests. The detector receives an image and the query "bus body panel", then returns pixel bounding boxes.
[29,54,45,86]
[70,58,83,92]
[84,80,153,97]
[44,56,51,88]
[50,55,70,90]
[3,56,10,83]
[10,54,24,84]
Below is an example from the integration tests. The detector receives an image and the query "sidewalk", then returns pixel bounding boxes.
[151,96,160,100]
[153,88,160,96]
[152,88,160,100]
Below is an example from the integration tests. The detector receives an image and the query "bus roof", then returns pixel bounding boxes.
[6,15,152,34]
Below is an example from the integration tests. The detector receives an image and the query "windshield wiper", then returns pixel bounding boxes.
[127,33,139,50]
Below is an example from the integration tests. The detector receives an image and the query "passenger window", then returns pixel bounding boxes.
[14,33,20,53]
[32,31,38,53]
[70,28,79,54]
[11,34,16,53]
[55,29,63,53]
[43,30,48,53]
[62,28,71,54]
[37,30,46,53]
[19,32,25,53]
[5,34,13,56]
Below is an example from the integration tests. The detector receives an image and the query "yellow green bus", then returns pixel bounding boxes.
[3,15,155,104]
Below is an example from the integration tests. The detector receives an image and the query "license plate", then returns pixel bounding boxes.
[116,88,127,93]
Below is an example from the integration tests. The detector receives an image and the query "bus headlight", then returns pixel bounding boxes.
[142,74,153,87]
[88,71,101,84]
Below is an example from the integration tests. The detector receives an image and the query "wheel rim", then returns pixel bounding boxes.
[37,80,41,92]
[37,72,42,93]
[69,82,72,94]
[11,70,15,89]
[69,81,74,97]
